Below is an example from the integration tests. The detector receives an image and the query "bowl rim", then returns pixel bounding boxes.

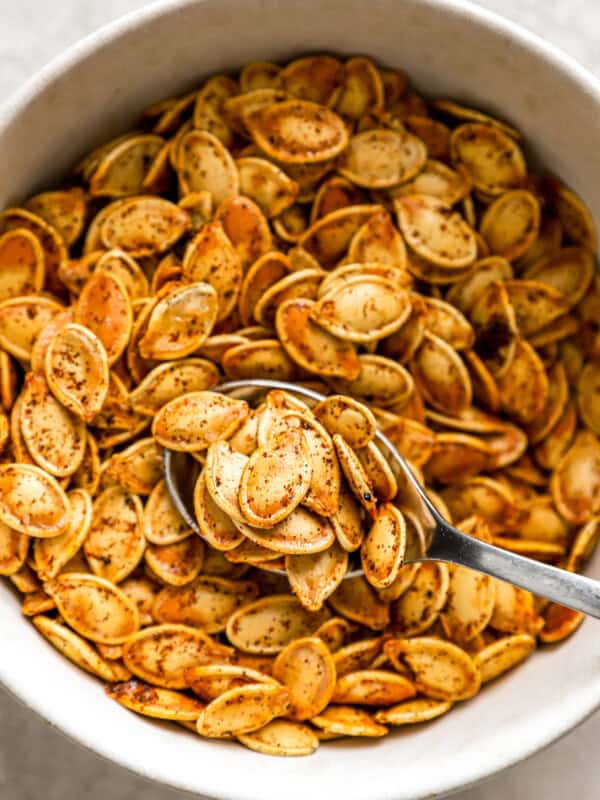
[1,0,600,797]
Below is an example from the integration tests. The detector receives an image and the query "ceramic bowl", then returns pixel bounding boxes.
[1,1,599,798]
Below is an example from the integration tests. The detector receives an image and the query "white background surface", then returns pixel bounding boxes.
[0,0,599,797]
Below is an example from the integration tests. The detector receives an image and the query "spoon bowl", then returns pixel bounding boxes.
[164,378,600,618]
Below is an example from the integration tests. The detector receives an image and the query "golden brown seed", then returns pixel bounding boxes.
[122,623,232,688]
[198,683,291,738]
[45,324,109,422]
[239,427,312,528]
[152,392,248,452]
[245,100,348,164]
[33,615,125,681]
[276,298,361,381]
[20,372,86,478]
[84,486,145,584]
[272,636,336,719]
[44,573,140,644]
[75,271,132,366]
[332,669,416,705]
[0,463,71,538]
[226,595,331,654]
[139,282,219,360]
[153,576,259,632]
[361,504,406,589]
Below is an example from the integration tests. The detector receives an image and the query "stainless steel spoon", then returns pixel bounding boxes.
[164,378,600,618]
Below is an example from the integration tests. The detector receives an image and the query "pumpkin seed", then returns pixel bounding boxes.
[0,295,62,362]
[335,56,384,118]
[411,333,472,415]
[479,190,540,261]
[313,395,375,449]
[505,279,569,337]
[198,683,290,738]
[239,427,311,528]
[276,298,360,380]
[440,563,495,646]
[153,575,258,632]
[226,595,330,654]
[153,392,248,452]
[286,543,348,610]
[100,196,190,256]
[107,679,205,720]
[181,221,242,322]
[236,157,299,217]
[551,431,600,524]
[311,176,365,222]
[490,579,542,635]
[176,130,239,204]
[235,505,336,555]
[84,486,145,583]
[25,187,87,246]
[240,62,281,91]
[272,636,336,719]
[496,338,549,425]
[538,603,585,643]
[33,615,124,681]
[45,323,109,422]
[395,194,477,269]
[421,297,474,350]
[391,561,449,636]
[129,359,219,416]
[0,520,28,576]
[139,282,218,359]
[246,99,348,164]
[75,271,132,365]
[386,636,481,701]
[0,229,45,300]
[331,482,364,552]
[361,504,406,589]
[239,252,291,326]
[185,663,277,701]
[545,176,596,252]
[330,354,414,408]
[223,88,289,136]
[89,135,165,197]
[33,488,92,579]
[0,462,70,539]
[44,572,140,644]
[332,669,416,705]
[375,697,453,725]
[338,129,426,188]
[215,195,273,273]
[123,623,232,688]
[450,123,526,195]
[473,634,536,683]
[223,340,296,382]
[0,207,67,294]
[329,575,390,630]
[311,705,388,737]
[333,434,376,517]
[20,372,86,477]
[145,537,205,586]
[299,205,381,268]
[193,75,237,146]
[310,275,411,343]
[313,617,351,652]
[347,211,407,269]
[238,719,319,756]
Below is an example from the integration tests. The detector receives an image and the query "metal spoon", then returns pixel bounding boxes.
[164,378,600,618]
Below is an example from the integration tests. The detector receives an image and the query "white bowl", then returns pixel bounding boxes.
[1,1,600,797]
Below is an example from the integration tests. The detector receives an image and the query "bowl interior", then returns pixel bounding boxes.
[1,1,600,798]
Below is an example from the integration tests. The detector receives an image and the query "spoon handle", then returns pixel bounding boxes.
[429,523,600,618]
